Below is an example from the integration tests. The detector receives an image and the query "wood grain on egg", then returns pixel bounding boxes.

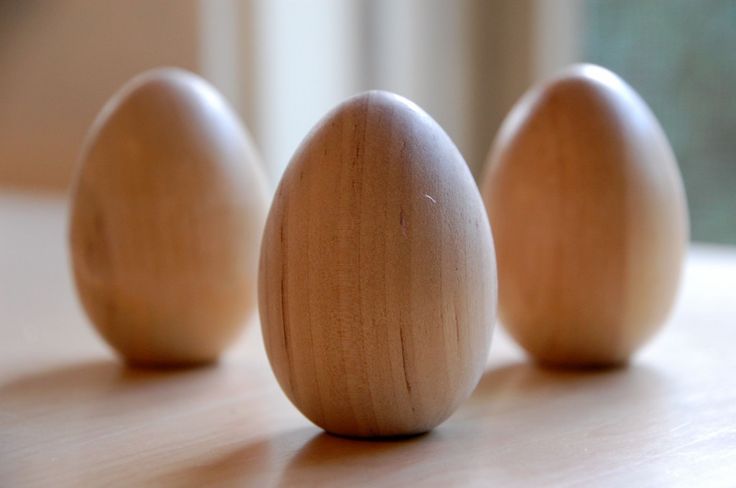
[482,64,688,367]
[259,91,497,437]
[69,68,268,367]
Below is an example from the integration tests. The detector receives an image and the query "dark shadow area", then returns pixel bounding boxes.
[2,357,673,485]
[451,360,672,482]
[471,360,664,403]
[459,359,668,421]
[157,427,317,487]
[0,358,221,416]
[271,361,671,486]
[159,417,437,485]
[157,435,274,487]
[278,430,438,486]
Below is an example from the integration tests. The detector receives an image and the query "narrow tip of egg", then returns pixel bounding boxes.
[101,67,224,117]
[544,63,631,94]
[345,90,420,111]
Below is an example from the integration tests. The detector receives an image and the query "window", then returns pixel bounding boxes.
[585,0,736,244]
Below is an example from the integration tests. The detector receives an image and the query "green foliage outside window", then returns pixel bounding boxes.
[585,0,736,244]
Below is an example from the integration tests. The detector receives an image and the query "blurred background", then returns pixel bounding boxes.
[0,0,734,244]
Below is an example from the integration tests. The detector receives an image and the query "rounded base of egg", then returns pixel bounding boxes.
[322,427,432,441]
[123,355,220,370]
[531,352,631,370]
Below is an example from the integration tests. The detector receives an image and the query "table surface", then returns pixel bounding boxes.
[1,191,735,487]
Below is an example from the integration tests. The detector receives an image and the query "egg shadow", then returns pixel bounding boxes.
[272,361,671,486]
[278,429,436,487]
[157,427,317,487]
[0,357,292,484]
[460,360,672,481]
[0,358,223,418]
[159,418,436,486]
[468,359,666,411]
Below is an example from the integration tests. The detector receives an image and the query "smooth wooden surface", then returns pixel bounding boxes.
[259,91,496,437]
[69,69,268,366]
[482,64,688,367]
[1,192,735,487]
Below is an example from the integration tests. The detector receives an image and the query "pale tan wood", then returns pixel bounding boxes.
[69,69,268,366]
[1,193,735,487]
[481,64,689,367]
[258,91,497,437]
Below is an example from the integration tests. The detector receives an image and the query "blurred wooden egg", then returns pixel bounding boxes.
[69,68,268,367]
[259,91,497,437]
[482,64,689,367]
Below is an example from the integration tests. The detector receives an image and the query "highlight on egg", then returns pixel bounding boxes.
[69,68,269,367]
[259,91,497,437]
[481,64,689,367]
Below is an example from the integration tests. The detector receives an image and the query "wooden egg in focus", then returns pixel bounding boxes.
[259,91,497,437]
[69,68,268,367]
[481,64,689,367]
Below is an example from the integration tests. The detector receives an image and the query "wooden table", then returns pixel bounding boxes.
[1,191,735,487]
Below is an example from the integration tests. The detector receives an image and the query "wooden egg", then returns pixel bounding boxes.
[481,64,689,367]
[69,68,268,367]
[259,91,497,437]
